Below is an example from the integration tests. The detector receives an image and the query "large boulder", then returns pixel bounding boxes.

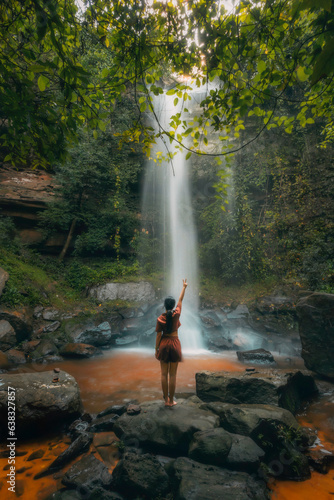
[196,369,318,414]
[167,457,269,500]
[200,402,299,437]
[65,319,120,347]
[0,320,17,350]
[0,370,82,438]
[0,267,9,298]
[188,427,233,466]
[113,399,219,455]
[297,292,334,378]
[225,434,265,472]
[237,348,275,365]
[89,281,155,303]
[112,451,170,498]
[0,309,32,343]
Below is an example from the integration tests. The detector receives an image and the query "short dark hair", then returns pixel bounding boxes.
[164,296,175,311]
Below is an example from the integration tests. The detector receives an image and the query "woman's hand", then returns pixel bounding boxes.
[183,278,188,288]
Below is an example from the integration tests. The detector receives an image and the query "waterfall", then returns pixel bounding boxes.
[141,92,204,352]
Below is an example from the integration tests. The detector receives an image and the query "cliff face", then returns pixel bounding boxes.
[0,166,67,252]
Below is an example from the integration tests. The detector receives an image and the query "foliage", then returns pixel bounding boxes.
[39,106,142,258]
[1,0,334,169]
[0,215,21,252]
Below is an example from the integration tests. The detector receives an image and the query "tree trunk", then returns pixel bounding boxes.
[58,217,77,261]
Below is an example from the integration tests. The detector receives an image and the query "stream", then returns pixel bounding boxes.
[0,348,333,499]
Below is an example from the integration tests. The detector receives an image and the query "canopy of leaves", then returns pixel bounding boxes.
[1,0,333,169]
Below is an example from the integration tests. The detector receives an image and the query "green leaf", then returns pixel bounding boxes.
[185,152,192,160]
[311,37,334,85]
[37,75,49,92]
[166,89,176,96]
[297,66,308,82]
[140,102,147,112]
[257,60,266,74]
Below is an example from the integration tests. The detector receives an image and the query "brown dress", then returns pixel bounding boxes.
[156,303,182,362]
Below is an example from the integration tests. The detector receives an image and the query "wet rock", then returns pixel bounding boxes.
[199,310,222,328]
[61,453,113,492]
[59,343,99,358]
[68,419,91,440]
[201,402,299,437]
[227,304,250,319]
[30,339,58,359]
[27,449,45,460]
[237,348,275,364]
[250,418,311,480]
[118,307,144,319]
[188,427,233,466]
[113,399,219,455]
[167,457,269,500]
[256,295,296,315]
[42,321,61,333]
[307,448,334,473]
[196,369,318,414]
[0,310,32,342]
[297,292,334,378]
[0,370,82,439]
[225,434,265,472]
[33,305,44,319]
[89,414,119,432]
[0,320,16,350]
[35,431,93,478]
[112,451,170,499]
[204,329,234,351]
[68,321,116,347]
[0,267,9,297]
[115,335,138,346]
[89,281,155,303]
[6,349,26,364]
[97,405,127,419]
[22,340,41,354]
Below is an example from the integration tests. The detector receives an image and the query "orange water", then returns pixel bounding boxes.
[0,349,333,499]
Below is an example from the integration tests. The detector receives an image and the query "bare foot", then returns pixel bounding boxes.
[169,400,177,406]
[164,401,171,407]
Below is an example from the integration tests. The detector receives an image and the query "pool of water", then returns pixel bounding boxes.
[0,349,333,499]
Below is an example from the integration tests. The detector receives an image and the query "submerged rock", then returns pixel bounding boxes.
[237,348,275,364]
[59,343,99,358]
[0,370,82,438]
[297,292,334,378]
[196,369,318,414]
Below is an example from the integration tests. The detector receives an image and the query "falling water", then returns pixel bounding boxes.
[141,92,204,352]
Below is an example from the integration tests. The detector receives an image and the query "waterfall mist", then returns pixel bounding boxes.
[141,92,204,352]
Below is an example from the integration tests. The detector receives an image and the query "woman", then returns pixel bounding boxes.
[155,279,187,407]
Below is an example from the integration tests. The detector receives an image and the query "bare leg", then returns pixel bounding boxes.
[168,362,178,406]
[160,361,169,405]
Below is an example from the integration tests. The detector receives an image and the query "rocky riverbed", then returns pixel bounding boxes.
[0,277,334,499]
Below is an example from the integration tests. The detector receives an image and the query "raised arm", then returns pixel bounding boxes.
[177,279,188,306]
